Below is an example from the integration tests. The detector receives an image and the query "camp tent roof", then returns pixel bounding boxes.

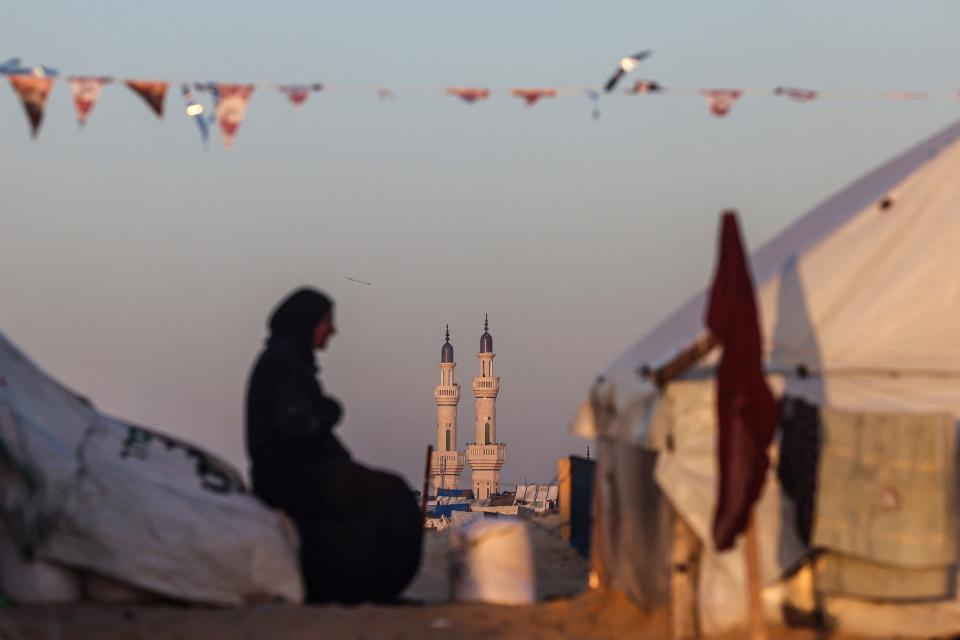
[578,118,960,442]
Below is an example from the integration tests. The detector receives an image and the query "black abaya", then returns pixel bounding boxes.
[245,288,422,604]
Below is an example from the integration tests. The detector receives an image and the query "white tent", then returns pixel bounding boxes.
[574,118,960,636]
[0,332,303,606]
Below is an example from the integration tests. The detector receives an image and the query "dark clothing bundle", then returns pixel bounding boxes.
[246,289,422,604]
[776,396,821,546]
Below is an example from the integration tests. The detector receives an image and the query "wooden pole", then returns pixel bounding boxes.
[669,512,702,639]
[744,515,768,640]
[640,332,719,390]
[420,445,433,524]
[588,442,608,589]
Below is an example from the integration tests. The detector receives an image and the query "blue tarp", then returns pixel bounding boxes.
[570,455,595,558]
[437,488,474,499]
[434,503,471,518]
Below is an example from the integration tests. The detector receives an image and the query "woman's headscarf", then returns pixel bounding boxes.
[267,288,334,358]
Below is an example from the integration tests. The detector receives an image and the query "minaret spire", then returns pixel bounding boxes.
[445,324,450,343]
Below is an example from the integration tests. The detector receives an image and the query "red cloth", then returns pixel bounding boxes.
[707,212,779,551]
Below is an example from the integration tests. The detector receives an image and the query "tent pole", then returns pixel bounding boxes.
[648,333,719,389]
[745,514,768,640]
[588,439,609,590]
[669,511,702,639]
[421,445,433,524]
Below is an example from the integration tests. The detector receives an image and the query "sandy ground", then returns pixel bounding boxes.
[0,515,865,639]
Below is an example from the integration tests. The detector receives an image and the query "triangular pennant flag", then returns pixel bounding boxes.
[126,80,168,117]
[628,79,662,95]
[9,74,54,138]
[701,89,742,117]
[510,88,557,106]
[181,84,210,146]
[0,58,22,74]
[773,86,818,103]
[446,87,490,104]
[584,89,601,120]
[278,83,323,107]
[68,76,111,127]
[215,84,255,149]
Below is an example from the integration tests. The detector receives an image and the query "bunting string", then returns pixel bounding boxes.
[3,54,960,148]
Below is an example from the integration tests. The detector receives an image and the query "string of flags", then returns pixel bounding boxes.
[4,53,960,149]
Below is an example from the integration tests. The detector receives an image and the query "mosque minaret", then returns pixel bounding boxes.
[431,326,465,491]
[465,315,506,500]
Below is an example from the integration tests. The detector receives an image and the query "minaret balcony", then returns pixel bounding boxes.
[434,386,461,404]
[465,442,506,469]
[471,378,500,396]
[431,450,465,473]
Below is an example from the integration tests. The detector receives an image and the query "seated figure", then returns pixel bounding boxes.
[246,288,422,604]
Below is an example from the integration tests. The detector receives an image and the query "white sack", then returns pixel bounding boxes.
[449,519,535,605]
[0,332,302,606]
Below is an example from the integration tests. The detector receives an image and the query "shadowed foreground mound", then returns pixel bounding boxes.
[0,589,873,640]
[0,589,651,640]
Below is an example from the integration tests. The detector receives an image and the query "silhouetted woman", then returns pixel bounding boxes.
[246,288,422,603]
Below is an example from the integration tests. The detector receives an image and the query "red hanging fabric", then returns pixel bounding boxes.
[706,211,779,551]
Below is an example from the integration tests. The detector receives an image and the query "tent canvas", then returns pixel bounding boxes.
[574,118,960,637]
[575,117,960,446]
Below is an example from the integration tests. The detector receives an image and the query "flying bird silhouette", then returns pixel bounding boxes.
[604,50,652,93]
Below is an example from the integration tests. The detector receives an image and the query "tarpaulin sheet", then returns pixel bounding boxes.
[0,332,302,606]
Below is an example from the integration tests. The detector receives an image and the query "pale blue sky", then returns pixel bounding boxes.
[2,2,959,487]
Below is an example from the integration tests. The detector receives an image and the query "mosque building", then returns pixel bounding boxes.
[431,316,506,500]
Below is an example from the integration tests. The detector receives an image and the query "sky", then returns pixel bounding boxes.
[2,1,960,488]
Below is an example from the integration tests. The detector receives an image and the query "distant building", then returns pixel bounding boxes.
[430,316,506,500]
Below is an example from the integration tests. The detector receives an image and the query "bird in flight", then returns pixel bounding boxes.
[604,50,652,93]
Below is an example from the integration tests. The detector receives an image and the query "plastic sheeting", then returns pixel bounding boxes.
[608,377,960,637]
[0,517,81,603]
[513,484,559,512]
[434,503,471,519]
[0,332,302,606]
[590,436,673,611]
[650,378,806,634]
[437,488,474,499]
